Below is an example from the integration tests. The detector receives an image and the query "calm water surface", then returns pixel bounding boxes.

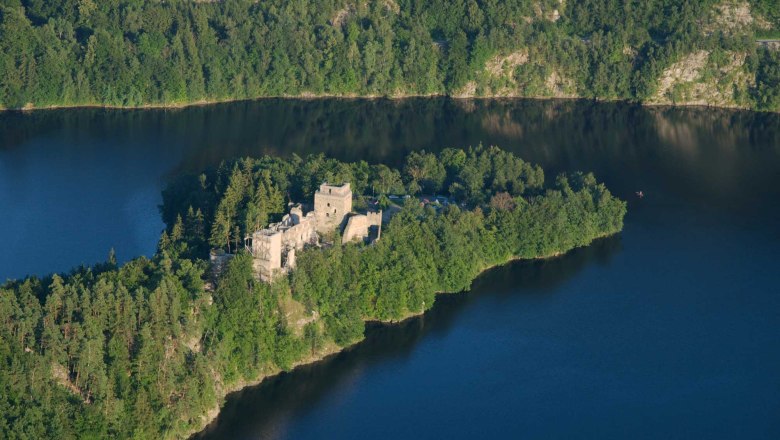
[1,99,779,439]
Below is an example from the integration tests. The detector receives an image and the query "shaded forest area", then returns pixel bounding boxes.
[1,146,625,438]
[1,0,779,110]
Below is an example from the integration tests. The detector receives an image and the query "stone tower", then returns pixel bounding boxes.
[314,182,352,234]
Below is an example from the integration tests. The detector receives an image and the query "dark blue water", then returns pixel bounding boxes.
[1,100,779,438]
[198,174,780,439]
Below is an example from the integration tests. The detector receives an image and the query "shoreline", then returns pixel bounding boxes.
[2,94,776,115]
[188,236,608,439]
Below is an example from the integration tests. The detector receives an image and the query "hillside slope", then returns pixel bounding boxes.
[1,0,778,111]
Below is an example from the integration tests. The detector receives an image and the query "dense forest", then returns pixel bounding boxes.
[1,146,625,438]
[1,0,779,111]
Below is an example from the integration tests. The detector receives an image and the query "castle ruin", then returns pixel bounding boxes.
[246,182,381,283]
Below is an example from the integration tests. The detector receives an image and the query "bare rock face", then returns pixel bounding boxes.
[544,71,576,98]
[471,48,575,99]
[648,50,753,108]
[651,51,711,102]
[708,1,756,34]
[703,0,777,36]
[330,3,358,28]
[485,51,529,78]
[453,81,478,98]
[531,0,564,23]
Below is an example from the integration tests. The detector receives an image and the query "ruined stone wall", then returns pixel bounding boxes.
[209,250,235,281]
[280,216,317,251]
[366,211,382,231]
[247,182,382,283]
[342,210,382,244]
[250,207,319,282]
[252,231,282,282]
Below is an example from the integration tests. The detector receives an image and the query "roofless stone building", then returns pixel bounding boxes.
[246,182,381,283]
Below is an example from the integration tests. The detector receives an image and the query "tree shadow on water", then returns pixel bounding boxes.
[193,235,622,440]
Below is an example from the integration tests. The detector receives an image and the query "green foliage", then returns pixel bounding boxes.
[171,145,622,327]
[752,48,780,110]
[1,0,778,111]
[404,150,446,194]
[0,254,218,439]
[752,0,780,31]
[0,146,625,438]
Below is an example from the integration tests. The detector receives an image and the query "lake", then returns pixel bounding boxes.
[1,99,779,439]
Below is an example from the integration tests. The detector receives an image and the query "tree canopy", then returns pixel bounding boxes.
[1,0,778,111]
[1,146,625,438]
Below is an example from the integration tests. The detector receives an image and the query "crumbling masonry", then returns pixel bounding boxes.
[246,183,381,283]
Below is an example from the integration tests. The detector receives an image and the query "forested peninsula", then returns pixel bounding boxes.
[1,0,779,112]
[0,146,626,438]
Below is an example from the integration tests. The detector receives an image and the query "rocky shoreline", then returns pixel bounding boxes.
[2,94,774,115]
